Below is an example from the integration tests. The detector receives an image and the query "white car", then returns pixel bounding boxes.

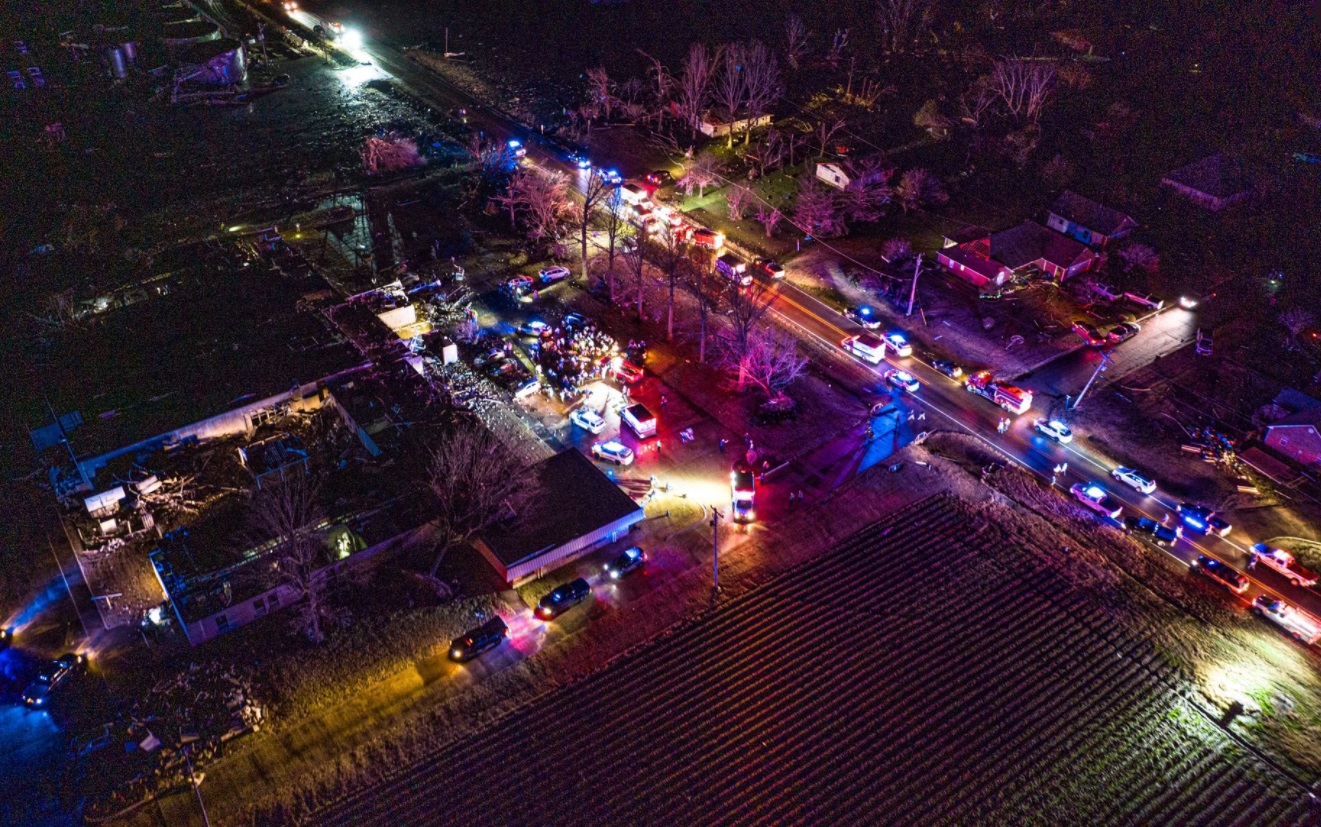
[1111,467,1157,495]
[1033,418,1073,444]
[538,266,571,285]
[591,440,634,466]
[570,408,606,434]
[883,331,913,357]
[885,369,919,393]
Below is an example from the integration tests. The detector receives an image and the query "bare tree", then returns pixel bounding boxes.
[623,221,652,320]
[991,59,1056,123]
[654,224,691,341]
[362,133,424,175]
[721,280,774,391]
[756,204,784,238]
[600,188,627,299]
[875,0,934,54]
[637,49,676,130]
[682,261,724,363]
[1279,307,1316,352]
[795,176,847,237]
[489,169,525,227]
[828,28,849,68]
[740,329,809,400]
[785,14,810,69]
[725,184,754,220]
[246,473,333,643]
[815,118,847,158]
[841,154,895,223]
[585,66,616,121]
[681,151,723,197]
[465,133,518,194]
[574,170,616,282]
[425,423,532,582]
[677,43,719,137]
[521,170,573,248]
[741,40,783,146]
[882,238,914,261]
[959,75,997,127]
[713,42,749,147]
[895,168,948,213]
[1117,242,1159,274]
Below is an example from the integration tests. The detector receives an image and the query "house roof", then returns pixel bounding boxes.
[940,244,1011,282]
[478,449,642,568]
[1272,388,1321,414]
[1048,191,1136,236]
[1162,153,1249,200]
[1269,409,1321,429]
[943,226,990,246]
[990,222,1095,271]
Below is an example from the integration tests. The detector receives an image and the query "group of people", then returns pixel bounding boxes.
[536,320,619,398]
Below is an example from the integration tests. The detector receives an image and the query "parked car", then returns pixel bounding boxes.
[1072,320,1106,346]
[754,258,786,279]
[592,440,634,466]
[23,653,86,709]
[1123,516,1181,546]
[1092,283,1123,302]
[847,305,882,329]
[612,360,645,384]
[535,578,592,620]
[1106,322,1141,344]
[1177,503,1232,536]
[1070,482,1123,520]
[502,275,536,303]
[538,266,571,285]
[885,369,920,393]
[1033,418,1074,444]
[1249,543,1319,586]
[1192,555,1248,594]
[931,360,964,380]
[570,408,606,434]
[449,616,508,662]
[604,546,646,579]
[595,168,623,185]
[1111,467,1157,495]
[1124,291,1165,310]
[562,312,588,330]
[513,378,541,400]
[516,320,550,337]
[621,403,657,438]
[883,330,913,357]
[568,152,592,170]
[645,170,674,187]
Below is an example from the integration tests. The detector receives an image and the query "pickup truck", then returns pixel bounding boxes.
[1070,482,1123,520]
[1249,543,1319,587]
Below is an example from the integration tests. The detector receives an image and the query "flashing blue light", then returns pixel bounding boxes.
[859,306,873,316]
[508,139,522,148]
[1085,486,1104,498]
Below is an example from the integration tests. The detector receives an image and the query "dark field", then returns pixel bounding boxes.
[313,497,1317,827]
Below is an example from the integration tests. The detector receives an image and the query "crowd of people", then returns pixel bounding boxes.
[536,319,619,398]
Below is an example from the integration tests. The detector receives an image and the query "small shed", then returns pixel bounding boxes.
[816,162,851,190]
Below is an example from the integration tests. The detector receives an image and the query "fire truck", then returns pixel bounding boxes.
[1253,596,1321,645]
[965,370,1033,415]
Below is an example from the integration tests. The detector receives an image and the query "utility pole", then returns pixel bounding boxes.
[710,507,723,594]
[184,746,213,827]
[1070,351,1112,410]
[906,253,924,318]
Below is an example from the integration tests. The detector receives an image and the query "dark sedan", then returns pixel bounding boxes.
[535,578,592,620]
[604,547,646,580]
[448,616,508,662]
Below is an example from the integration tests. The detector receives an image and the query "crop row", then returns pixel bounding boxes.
[315,497,1316,826]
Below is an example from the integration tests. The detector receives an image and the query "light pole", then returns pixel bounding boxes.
[1070,351,1112,410]
[710,507,723,593]
[184,746,212,827]
[906,253,924,318]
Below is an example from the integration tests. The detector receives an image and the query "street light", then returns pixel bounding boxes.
[710,507,724,594]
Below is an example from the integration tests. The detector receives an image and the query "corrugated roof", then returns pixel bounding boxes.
[478,449,642,568]
[1049,191,1136,236]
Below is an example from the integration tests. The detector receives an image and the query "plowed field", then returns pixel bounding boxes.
[315,497,1318,827]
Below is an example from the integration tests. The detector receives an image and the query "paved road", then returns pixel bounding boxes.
[295,8,1321,631]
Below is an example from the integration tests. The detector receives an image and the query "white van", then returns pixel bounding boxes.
[622,403,657,438]
[841,333,886,365]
